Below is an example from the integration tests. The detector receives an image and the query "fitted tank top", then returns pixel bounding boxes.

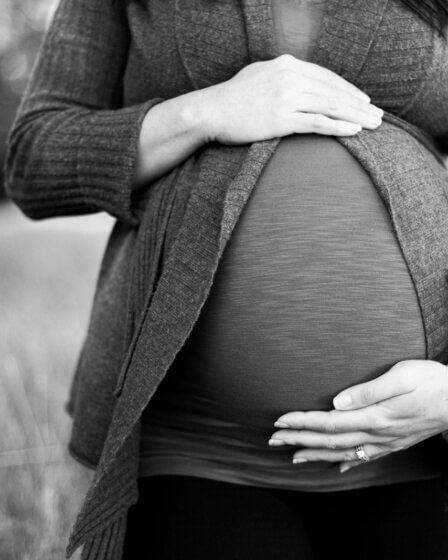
[138,0,442,490]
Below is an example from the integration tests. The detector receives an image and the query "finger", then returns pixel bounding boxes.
[295,92,382,130]
[333,368,414,411]
[294,73,382,118]
[269,429,390,450]
[292,443,386,464]
[292,112,362,136]
[292,57,371,102]
[339,460,363,474]
[275,409,376,433]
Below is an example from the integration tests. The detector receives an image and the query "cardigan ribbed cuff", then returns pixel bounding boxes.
[77,98,165,226]
[5,98,166,226]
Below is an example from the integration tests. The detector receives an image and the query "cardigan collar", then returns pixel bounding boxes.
[174,0,390,88]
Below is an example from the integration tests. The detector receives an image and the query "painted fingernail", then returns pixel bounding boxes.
[292,457,307,464]
[274,421,290,428]
[339,465,351,474]
[268,438,286,447]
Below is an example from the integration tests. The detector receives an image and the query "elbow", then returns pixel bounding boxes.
[4,113,74,221]
[4,178,48,221]
[4,131,45,221]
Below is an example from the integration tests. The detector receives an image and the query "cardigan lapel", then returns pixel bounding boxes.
[103,0,280,471]
[174,0,390,88]
[174,0,250,89]
[240,0,278,61]
[338,122,448,364]
[173,0,282,89]
[308,0,448,362]
[310,0,390,81]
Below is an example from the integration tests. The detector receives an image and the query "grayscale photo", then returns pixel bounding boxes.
[2,1,448,559]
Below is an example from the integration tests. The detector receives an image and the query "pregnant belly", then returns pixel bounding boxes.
[150,134,426,428]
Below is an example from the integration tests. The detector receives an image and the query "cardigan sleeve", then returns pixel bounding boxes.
[4,0,165,226]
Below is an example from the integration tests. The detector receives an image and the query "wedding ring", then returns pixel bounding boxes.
[355,444,370,463]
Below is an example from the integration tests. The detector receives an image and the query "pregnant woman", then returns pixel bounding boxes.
[6,0,448,559]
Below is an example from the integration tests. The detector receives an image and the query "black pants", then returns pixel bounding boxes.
[122,474,447,560]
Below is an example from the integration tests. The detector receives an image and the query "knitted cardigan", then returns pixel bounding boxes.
[5,0,448,558]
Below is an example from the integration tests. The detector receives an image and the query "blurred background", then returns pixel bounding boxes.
[1,0,56,197]
[1,1,113,558]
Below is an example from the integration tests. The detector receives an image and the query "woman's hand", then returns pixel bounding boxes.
[136,53,383,185]
[268,359,448,472]
[197,53,383,145]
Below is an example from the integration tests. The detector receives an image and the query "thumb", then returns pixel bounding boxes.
[333,367,411,410]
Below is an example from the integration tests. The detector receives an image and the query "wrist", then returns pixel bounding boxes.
[180,86,220,145]
[134,91,213,186]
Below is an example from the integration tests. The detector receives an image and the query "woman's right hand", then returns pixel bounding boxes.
[197,53,383,145]
[135,54,384,186]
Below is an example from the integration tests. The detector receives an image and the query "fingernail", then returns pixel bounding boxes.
[370,106,384,118]
[274,421,290,428]
[334,394,352,409]
[268,438,286,447]
[358,92,371,102]
[339,465,351,474]
[367,117,382,128]
[348,123,362,133]
[292,457,307,464]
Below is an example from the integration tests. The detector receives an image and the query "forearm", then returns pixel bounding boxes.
[135,89,211,188]
[5,0,166,227]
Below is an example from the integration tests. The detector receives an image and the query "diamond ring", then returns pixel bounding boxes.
[355,444,370,463]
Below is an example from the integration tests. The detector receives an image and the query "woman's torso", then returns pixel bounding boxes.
[139,0,442,490]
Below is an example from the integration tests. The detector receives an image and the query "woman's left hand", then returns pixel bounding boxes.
[269,360,448,473]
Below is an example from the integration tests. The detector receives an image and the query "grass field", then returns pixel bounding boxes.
[0,203,114,559]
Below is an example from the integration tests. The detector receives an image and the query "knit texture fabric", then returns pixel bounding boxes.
[5,0,448,558]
